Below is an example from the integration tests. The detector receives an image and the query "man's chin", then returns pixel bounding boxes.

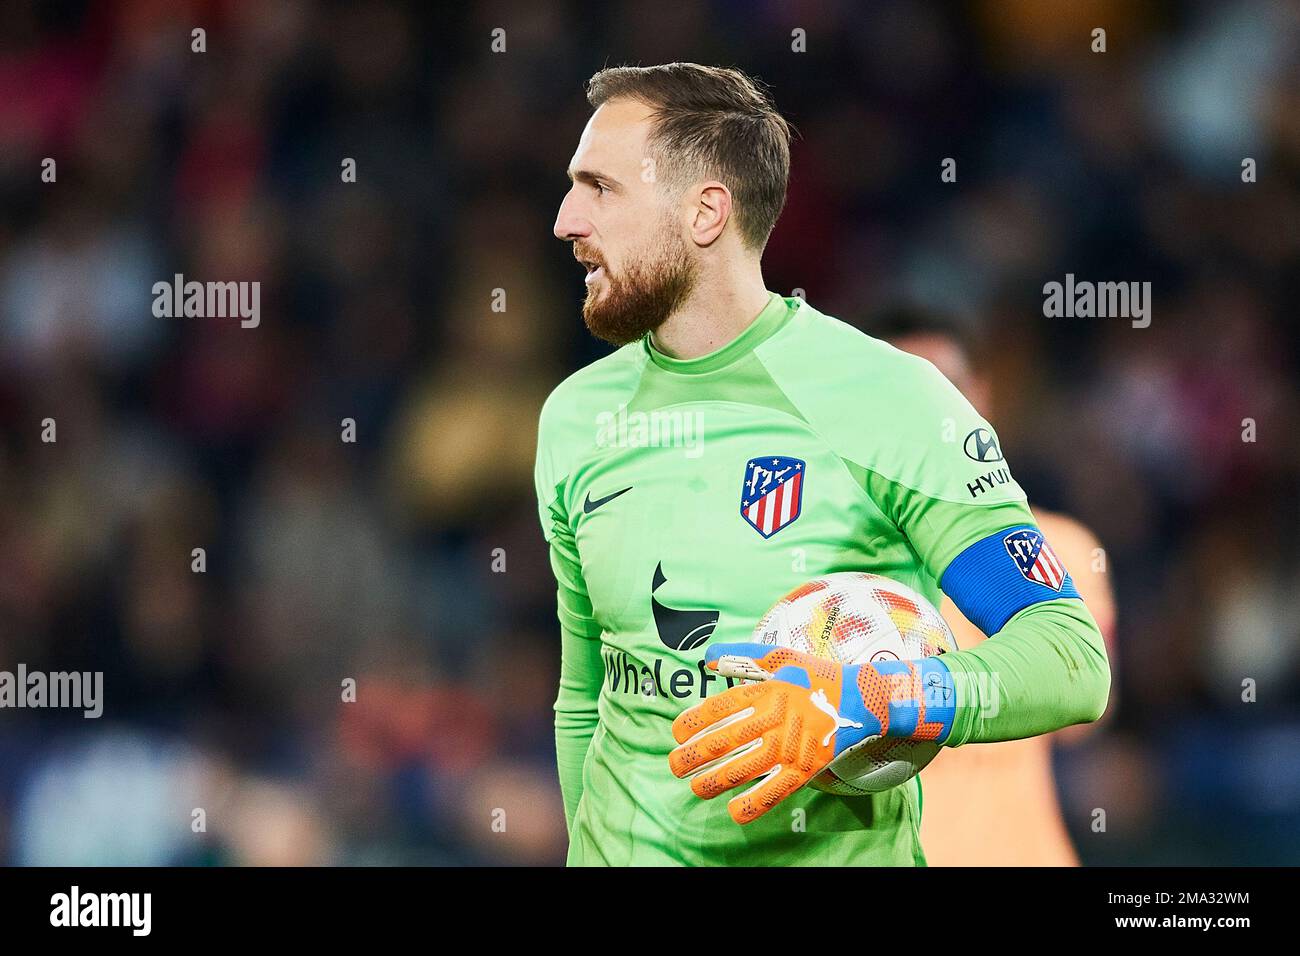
[583,299,658,347]
[579,243,697,346]
[582,287,605,321]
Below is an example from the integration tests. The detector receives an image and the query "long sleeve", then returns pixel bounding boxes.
[937,594,1110,746]
[535,389,606,833]
[859,354,1112,747]
[546,491,604,830]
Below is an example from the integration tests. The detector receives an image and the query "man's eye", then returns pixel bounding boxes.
[594,182,609,195]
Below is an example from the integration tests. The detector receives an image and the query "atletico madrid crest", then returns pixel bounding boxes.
[1003,529,1067,590]
[740,456,805,538]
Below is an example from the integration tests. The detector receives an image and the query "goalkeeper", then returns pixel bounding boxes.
[537,62,1110,865]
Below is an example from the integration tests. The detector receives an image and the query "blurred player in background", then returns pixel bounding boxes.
[872,305,1118,866]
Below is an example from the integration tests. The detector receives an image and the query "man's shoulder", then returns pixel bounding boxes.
[766,300,968,421]
[770,300,1020,503]
[537,341,646,457]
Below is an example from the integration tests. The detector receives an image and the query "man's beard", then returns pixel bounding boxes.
[579,226,698,347]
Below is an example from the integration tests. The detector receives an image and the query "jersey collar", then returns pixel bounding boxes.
[644,292,796,375]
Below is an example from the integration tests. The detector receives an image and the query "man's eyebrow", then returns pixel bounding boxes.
[568,168,621,189]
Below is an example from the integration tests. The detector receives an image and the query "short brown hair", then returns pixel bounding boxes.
[587,63,792,250]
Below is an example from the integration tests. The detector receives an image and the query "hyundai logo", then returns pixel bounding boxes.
[963,428,1003,462]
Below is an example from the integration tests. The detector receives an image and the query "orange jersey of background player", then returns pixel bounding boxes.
[871,308,1117,866]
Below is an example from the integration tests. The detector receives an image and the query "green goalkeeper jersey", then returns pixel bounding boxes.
[534,292,1109,866]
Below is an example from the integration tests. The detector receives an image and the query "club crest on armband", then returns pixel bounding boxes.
[740,456,805,538]
[1003,528,1066,590]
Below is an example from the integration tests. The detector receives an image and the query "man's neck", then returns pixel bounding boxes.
[649,267,773,360]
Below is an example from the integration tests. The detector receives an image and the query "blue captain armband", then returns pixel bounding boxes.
[939,524,1080,636]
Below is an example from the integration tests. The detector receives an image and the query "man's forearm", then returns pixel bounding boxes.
[554,619,603,831]
[555,713,596,832]
[939,598,1111,747]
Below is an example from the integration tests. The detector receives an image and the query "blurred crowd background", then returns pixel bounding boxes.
[0,0,1297,866]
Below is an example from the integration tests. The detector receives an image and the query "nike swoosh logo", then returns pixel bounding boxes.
[583,486,633,514]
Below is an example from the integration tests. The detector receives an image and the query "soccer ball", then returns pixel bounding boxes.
[748,572,957,795]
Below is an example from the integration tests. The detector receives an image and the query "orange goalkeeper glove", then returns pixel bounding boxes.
[667,642,955,824]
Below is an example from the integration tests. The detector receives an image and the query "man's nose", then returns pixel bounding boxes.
[553,191,591,241]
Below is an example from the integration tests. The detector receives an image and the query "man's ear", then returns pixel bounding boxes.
[689,181,732,247]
